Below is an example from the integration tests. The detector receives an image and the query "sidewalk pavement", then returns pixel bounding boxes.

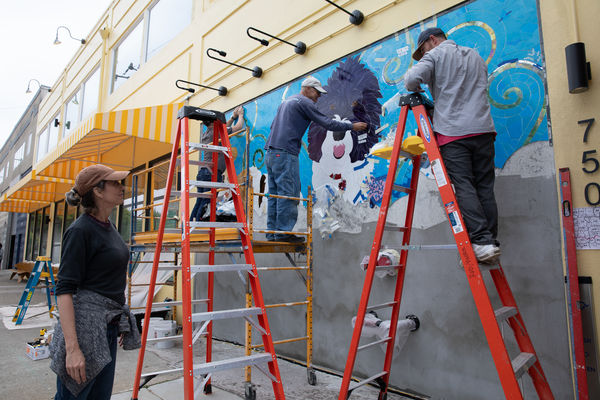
[0,269,413,399]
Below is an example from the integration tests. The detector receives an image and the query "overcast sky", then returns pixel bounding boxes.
[0,0,113,148]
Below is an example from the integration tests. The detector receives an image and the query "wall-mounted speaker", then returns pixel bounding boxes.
[565,42,592,94]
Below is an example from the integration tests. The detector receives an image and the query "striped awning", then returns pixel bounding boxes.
[36,102,183,180]
[0,102,183,212]
[0,171,73,213]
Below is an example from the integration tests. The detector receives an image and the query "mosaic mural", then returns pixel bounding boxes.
[226,0,547,236]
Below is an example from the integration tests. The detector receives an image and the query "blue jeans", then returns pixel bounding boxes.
[54,323,118,400]
[266,149,300,240]
[190,168,223,221]
[439,133,498,246]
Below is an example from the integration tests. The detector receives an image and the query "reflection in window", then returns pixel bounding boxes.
[14,143,25,167]
[81,68,100,119]
[152,163,179,230]
[48,113,59,152]
[112,21,144,92]
[146,0,192,61]
[121,173,146,242]
[64,90,81,135]
[26,213,36,260]
[40,207,50,257]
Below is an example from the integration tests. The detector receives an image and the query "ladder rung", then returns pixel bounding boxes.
[177,159,213,169]
[392,184,413,193]
[151,299,209,308]
[375,264,403,271]
[171,190,213,199]
[188,142,230,154]
[158,264,253,273]
[190,221,244,229]
[366,301,397,312]
[191,307,262,322]
[147,334,183,343]
[512,352,536,379]
[348,371,388,392]
[494,306,518,322]
[357,336,391,352]
[141,353,273,379]
[384,225,409,232]
[397,244,457,250]
[479,263,500,272]
[189,180,236,190]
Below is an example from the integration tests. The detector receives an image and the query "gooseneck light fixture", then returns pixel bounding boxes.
[175,79,227,96]
[54,26,86,45]
[25,79,51,94]
[246,27,307,55]
[206,48,262,78]
[323,0,364,25]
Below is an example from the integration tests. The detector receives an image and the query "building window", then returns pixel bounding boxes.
[51,201,65,264]
[64,90,81,135]
[111,0,192,93]
[81,68,100,120]
[14,143,25,168]
[146,0,192,60]
[112,20,144,92]
[36,126,50,163]
[26,213,36,260]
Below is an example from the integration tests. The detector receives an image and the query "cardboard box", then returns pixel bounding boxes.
[25,343,50,360]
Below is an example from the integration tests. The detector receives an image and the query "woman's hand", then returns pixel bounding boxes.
[66,347,87,384]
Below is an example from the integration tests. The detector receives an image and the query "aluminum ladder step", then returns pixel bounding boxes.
[189,180,236,190]
[177,159,213,169]
[191,307,262,322]
[357,337,391,352]
[348,371,388,392]
[190,221,244,229]
[170,190,212,199]
[512,352,536,379]
[392,184,413,193]
[366,301,397,312]
[158,264,253,273]
[188,142,230,154]
[150,299,209,308]
[494,306,517,322]
[141,353,274,379]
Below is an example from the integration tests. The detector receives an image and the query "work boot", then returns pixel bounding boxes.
[279,235,305,243]
[472,243,500,263]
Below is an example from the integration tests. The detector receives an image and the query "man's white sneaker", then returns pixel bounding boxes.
[472,244,500,263]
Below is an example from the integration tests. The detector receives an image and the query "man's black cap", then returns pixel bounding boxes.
[412,27,446,61]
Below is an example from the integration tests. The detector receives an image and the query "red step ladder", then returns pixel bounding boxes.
[338,93,553,400]
[131,106,285,400]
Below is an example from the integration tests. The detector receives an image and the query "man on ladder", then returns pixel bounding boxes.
[405,27,500,263]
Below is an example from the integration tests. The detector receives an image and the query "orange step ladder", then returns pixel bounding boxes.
[131,106,285,400]
[338,93,553,400]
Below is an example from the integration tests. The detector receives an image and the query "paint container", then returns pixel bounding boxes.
[154,326,174,349]
[141,317,165,339]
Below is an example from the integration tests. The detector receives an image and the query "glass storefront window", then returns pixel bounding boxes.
[146,0,191,61]
[152,163,179,230]
[81,68,100,120]
[121,172,146,242]
[39,207,50,257]
[112,21,144,92]
[32,210,42,259]
[26,213,36,260]
[52,202,65,264]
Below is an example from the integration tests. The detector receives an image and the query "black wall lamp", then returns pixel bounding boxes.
[246,27,307,55]
[25,79,51,94]
[54,26,86,45]
[323,0,364,25]
[565,42,592,93]
[206,48,263,78]
[175,79,227,96]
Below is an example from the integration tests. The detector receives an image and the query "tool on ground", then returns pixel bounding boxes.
[339,93,554,400]
[131,106,285,400]
[12,256,57,325]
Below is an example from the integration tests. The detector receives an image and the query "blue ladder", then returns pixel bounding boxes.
[12,257,57,325]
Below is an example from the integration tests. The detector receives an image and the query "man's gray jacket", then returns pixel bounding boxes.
[404,39,495,137]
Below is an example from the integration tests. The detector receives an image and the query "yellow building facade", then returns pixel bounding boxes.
[1,0,599,397]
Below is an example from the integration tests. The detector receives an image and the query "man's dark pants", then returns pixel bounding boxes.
[190,167,223,221]
[439,133,498,246]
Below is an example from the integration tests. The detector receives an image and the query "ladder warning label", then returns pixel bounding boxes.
[431,159,448,187]
[445,202,464,234]
[419,114,431,142]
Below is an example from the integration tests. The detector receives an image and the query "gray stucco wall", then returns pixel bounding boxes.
[194,141,572,399]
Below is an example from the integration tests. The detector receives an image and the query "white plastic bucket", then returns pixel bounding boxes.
[141,317,165,339]
[154,326,173,349]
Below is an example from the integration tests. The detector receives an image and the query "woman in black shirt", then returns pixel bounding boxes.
[51,164,139,400]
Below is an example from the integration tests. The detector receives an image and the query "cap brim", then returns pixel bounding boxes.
[412,43,425,61]
[315,86,327,94]
[105,170,129,181]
